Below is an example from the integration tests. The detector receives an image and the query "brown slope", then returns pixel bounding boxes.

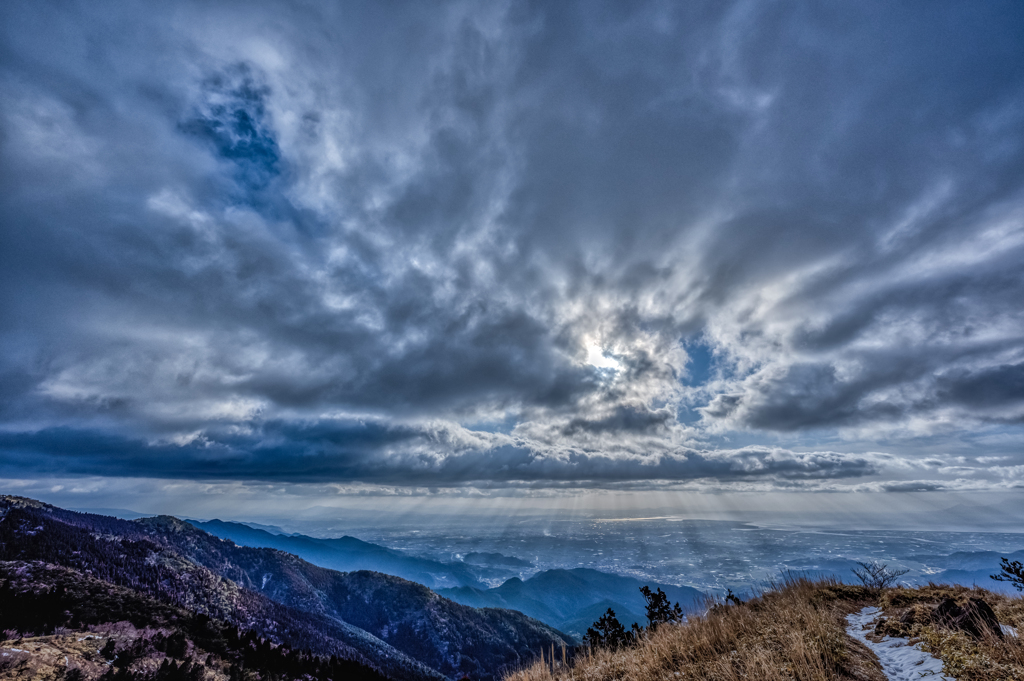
[0,496,442,681]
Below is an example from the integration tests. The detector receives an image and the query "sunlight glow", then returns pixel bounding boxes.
[585,343,621,370]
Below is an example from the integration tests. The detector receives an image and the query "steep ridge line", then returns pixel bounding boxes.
[0,496,572,681]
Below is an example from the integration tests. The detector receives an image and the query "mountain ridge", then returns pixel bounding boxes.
[0,559,389,681]
[439,568,706,638]
[186,517,505,590]
[185,517,712,638]
[0,495,571,680]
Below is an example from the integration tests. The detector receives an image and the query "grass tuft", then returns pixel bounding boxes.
[921,627,1024,681]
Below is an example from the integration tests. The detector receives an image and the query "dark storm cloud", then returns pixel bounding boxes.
[560,405,674,436]
[937,363,1024,412]
[1,0,1023,490]
[0,421,878,486]
[879,481,950,494]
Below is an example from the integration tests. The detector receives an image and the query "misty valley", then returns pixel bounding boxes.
[185,513,1024,633]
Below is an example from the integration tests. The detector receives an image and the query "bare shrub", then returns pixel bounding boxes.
[851,561,908,591]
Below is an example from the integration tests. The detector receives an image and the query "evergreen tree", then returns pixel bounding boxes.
[991,557,1024,591]
[639,586,683,630]
[582,608,629,649]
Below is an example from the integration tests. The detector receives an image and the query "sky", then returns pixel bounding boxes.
[1,0,1023,525]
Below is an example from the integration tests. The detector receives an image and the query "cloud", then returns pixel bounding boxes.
[1,0,1023,491]
[878,481,950,493]
[0,420,883,489]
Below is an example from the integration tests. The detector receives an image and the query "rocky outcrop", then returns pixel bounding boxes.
[935,597,1003,640]
[873,597,1004,640]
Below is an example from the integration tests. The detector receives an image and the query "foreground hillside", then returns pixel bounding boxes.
[0,496,571,681]
[505,578,1024,681]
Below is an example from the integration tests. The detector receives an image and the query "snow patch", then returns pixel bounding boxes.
[845,606,954,681]
[1002,623,1018,638]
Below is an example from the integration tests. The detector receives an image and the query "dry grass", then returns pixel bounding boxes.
[879,582,1014,611]
[0,632,116,681]
[876,582,1024,681]
[0,624,227,681]
[921,627,1024,681]
[505,576,883,681]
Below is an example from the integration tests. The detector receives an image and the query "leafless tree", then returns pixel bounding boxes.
[851,561,908,590]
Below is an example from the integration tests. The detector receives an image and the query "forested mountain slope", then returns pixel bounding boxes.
[187,519,493,589]
[0,560,389,681]
[0,496,570,681]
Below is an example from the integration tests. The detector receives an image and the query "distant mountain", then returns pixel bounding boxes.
[237,520,293,535]
[923,568,1020,594]
[188,518,514,589]
[942,501,1022,519]
[892,501,1024,530]
[557,599,646,639]
[191,518,708,639]
[0,496,572,680]
[69,506,156,520]
[909,549,1024,572]
[438,568,706,638]
[895,548,1024,593]
[772,549,1024,595]
[463,552,533,568]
